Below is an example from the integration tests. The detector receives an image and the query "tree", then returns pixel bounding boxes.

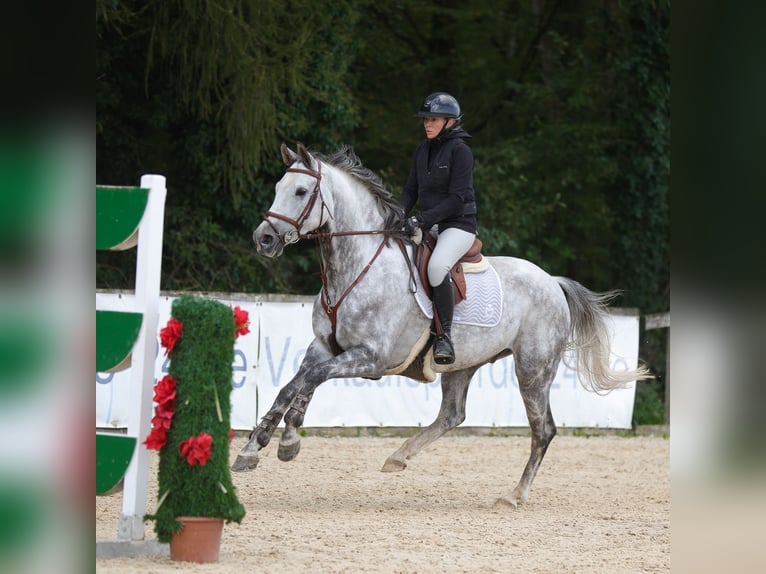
[97,0,360,293]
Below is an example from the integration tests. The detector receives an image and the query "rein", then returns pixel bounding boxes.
[263,163,399,243]
[261,161,416,355]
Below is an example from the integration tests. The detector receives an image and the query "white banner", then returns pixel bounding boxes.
[96,293,639,430]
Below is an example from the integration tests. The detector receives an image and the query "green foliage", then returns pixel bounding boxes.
[632,380,665,426]
[602,3,670,416]
[473,120,619,286]
[605,2,670,313]
[145,297,245,543]
[97,0,360,294]
[634,327,668,426]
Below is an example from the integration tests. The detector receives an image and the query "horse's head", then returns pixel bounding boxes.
[254,143,332,257]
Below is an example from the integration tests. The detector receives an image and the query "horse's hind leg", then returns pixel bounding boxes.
[382,367,477,472]
[497,357,558,508]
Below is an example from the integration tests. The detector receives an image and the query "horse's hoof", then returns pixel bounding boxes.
[494,496,519,509]
[231,453,260,472]
[381,457,407,473]
[277,436,301,462]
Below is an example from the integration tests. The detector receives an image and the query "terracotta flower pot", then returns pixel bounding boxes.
[169,516,224,563]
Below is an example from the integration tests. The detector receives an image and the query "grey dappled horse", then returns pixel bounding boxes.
[232,143,651,507]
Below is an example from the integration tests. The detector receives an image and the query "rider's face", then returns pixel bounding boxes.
[423,117,454,139]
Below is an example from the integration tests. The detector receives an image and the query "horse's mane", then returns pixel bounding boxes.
[315,145,405,231]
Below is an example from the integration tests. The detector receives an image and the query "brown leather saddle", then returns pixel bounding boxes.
[415,231,484,304]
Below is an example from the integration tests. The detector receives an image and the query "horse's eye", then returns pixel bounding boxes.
[295,187,308,197]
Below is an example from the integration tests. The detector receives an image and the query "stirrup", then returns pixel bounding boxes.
[433,335,455,365]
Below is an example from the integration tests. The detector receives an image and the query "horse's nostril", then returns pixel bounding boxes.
[261,234,274,246]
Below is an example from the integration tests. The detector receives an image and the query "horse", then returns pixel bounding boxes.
[232,142,651,507]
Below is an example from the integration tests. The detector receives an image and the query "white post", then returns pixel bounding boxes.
[117,175,166,541]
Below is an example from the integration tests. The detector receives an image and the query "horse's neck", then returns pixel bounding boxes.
[320,232,405,310]
[324,168,385,233]
[320,168,397,289]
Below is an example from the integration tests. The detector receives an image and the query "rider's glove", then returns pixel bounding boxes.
[404,215,423,236]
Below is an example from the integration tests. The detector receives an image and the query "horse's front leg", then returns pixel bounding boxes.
[276,343,386,463]
[231,340,329,471]
[276,389,314,462]
[230,383,303,471]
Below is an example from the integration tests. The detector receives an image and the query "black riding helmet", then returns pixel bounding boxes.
[416,92,462,120]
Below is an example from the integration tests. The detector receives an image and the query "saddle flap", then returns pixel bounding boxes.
[451,263,467,303]
[415,232,482,305]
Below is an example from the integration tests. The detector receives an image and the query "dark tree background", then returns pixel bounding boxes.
[97,0,669,423]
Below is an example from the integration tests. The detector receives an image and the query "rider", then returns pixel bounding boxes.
[400,92,478,365]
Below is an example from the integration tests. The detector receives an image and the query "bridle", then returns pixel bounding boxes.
[260,160,416,355]
[262,163,331,246]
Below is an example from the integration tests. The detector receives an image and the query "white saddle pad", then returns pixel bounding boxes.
[414,264,503,328]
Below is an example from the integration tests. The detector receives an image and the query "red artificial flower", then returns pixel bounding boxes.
[229,429,235,443]
[151,412,173,431]
[143,427,168,450]
[154,400,175,419]
[159,318,184,356]
[178,433,213,466]
[144,375,177,450]
[153,375,177,407]
[232,306,250,339]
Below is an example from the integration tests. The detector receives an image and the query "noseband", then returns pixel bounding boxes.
[262,162,332,245]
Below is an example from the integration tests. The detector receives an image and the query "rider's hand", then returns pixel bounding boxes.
[403,215,423,245]
[404,215,422,236]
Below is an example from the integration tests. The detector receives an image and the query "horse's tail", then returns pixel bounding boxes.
[556,277,652,394]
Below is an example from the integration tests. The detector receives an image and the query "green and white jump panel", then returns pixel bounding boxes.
[96,432,137,495]
[96,174,166,543]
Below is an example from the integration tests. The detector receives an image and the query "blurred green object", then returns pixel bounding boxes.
[0,317,51,396]
[0,478,46,559]
[95,310,143,372]
[0,141,51,255]
[96,433,137,495]
[96,186,149,250]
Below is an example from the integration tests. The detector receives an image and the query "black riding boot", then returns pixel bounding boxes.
[431,276,455,365]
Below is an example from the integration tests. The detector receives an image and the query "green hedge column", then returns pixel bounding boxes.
[149,296,245,542]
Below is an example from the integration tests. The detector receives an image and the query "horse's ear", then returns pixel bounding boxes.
[281,142,297,166]
[296,142,317,171]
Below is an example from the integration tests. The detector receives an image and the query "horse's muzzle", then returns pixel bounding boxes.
[253,224,284,258]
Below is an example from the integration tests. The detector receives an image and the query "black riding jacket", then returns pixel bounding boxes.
[400,126,477,234]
